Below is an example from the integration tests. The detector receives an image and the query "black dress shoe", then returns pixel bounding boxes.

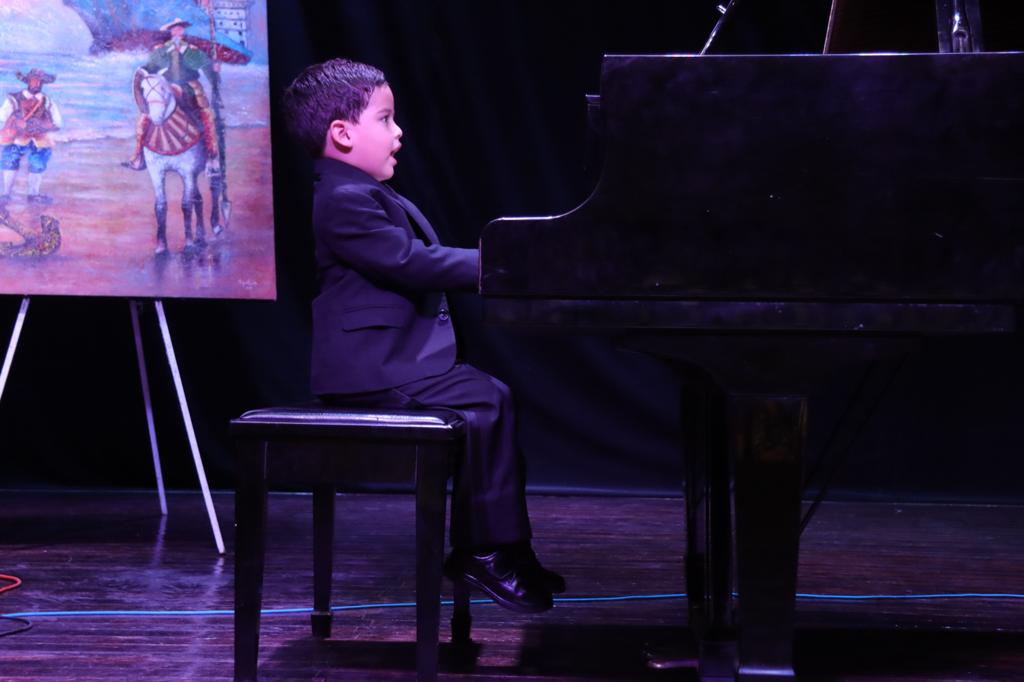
[513,543,566,594]
[445,548,553,614]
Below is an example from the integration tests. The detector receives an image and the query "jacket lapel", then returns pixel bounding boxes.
[313,158,443,245]
[389,191,441,245]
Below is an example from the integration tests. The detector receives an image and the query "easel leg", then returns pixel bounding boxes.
[130,301,168,516]
[0,297,30,403]
[154,300,225,555]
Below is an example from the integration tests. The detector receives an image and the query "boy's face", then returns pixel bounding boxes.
[329,85,403,182]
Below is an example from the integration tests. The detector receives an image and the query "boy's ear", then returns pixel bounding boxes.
[327,119,354,150]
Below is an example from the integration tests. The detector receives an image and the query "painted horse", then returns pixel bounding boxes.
[132,68,223,254]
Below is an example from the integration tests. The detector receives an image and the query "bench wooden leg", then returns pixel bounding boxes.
[415,445,449,682]
[234,439,269,682]
[312,483,336,638]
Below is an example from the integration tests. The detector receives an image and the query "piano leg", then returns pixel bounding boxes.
[685,380,737,682]
[647,377,734,678]
[629,340,804,681]
[731,395,804,681]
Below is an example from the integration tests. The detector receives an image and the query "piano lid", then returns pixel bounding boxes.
[480,52,1024,302]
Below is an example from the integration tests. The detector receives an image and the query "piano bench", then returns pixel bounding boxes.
[230,405,471,682]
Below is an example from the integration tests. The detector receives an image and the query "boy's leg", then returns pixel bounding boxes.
[321,365,557,612]
[324,363,531,548]
[388,363,532,549]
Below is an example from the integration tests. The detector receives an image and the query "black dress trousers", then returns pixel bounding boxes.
[324,362,533,548]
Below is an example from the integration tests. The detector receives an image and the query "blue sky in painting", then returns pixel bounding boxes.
[0,1,268,63]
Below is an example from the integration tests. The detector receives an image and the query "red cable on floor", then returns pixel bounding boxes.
[0,574,23,595]
[0,573,32,638]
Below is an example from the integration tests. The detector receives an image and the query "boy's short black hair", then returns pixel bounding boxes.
[281,58,388,157]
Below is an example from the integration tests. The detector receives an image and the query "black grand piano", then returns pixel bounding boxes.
[478,7,1024,680]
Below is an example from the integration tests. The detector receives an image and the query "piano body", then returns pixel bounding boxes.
[479,47,1024,681]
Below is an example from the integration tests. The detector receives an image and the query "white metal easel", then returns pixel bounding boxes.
[0,296,225,554]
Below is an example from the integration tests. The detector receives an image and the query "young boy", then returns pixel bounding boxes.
[282,58,563,613]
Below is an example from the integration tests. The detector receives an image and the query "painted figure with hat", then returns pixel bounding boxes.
[124,17,221,172]
[0,68,63,205]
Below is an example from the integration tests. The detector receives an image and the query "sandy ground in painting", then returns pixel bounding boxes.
[0,126,276,300]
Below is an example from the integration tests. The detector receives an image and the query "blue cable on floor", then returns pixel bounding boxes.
[3,591,1023,619]
[797,592,1024,601]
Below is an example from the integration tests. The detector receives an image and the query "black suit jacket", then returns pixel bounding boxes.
[310,158,479,395]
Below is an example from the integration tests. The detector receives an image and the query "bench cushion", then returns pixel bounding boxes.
[231,405,465,442]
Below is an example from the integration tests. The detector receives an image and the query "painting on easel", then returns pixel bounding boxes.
[0,0,275,299]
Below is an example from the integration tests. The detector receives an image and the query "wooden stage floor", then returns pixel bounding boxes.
[1,490,1022,680]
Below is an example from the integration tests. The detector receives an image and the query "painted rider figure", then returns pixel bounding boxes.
[124,17,221,171]
[0,68,63,204]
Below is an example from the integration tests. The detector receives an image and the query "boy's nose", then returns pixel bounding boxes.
[394,124,403,139]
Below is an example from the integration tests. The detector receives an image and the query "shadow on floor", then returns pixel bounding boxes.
[260,623,695,680]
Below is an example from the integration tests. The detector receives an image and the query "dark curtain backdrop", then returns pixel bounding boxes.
[1,0,1021,502]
